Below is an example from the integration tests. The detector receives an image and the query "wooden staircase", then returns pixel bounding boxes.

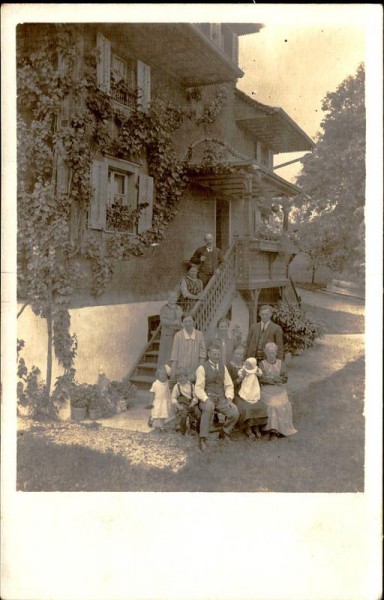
[129,242,237,399]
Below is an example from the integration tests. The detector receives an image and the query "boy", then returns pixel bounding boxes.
[171,367,201,435]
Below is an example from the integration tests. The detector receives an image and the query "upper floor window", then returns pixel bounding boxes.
[96,32,151,112]
[195,24,239,64]
[254,141,274,170]
[89,156,154,235]
[110,54,137,110]
[210,24,224,50]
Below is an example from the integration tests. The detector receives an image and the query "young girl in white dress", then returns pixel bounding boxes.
[148,365,173,429]
[259,342,297,439]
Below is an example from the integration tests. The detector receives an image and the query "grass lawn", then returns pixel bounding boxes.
[17,291,365,493]
[301,303,365,334]
[17,355,365,492]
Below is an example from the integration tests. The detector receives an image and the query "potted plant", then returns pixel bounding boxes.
[86,385,103,420]
[70,384,88,421]
[272,300,326,356]
[107,377,137,413]
[254,223,281,251]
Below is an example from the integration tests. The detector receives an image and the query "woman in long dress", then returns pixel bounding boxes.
[259,342,297,439]
[158,291,183,367]
[179,264,204,312]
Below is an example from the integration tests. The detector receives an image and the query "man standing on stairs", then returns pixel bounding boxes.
[195,344,239,451]
[170,314,206,383]
[190,233,224,288]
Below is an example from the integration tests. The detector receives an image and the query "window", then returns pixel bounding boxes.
[209,24,224,50]
[110,54,137,109]
[96,32,151,112]
[254,141,274,169]
[89,157,154,234]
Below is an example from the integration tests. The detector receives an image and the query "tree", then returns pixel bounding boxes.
[294,63,365,278]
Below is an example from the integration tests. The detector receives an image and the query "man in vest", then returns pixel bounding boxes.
[194,344,239,451]
[246,304,284,361]
[190,233,224,288]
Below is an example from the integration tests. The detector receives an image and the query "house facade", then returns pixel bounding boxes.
[17,23,314,387]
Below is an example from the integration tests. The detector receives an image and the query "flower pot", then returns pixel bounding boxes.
[89,409,99,420]
[72,406,86,421]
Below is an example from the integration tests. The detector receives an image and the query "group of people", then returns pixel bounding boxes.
[149,301,297,452]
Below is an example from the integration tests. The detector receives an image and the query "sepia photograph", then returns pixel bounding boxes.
[14,15,367,493]
[1,4,382,600]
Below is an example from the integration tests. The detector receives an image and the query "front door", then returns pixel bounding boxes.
[216,198,230,253]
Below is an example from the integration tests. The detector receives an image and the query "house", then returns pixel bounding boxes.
[17,22,314,391]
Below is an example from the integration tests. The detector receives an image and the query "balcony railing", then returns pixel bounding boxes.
[111,82,137,110]
[235,238,288,290]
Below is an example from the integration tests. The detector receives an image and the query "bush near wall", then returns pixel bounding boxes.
[272,300,326,355]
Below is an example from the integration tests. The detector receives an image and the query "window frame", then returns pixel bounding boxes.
[105,157,139,234]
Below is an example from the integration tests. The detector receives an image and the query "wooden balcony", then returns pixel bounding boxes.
[235,237,290,290]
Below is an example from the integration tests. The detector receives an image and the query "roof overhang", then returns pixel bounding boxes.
[224,24,264,36]
[235,90,315,153]
[100,23,245,86]
[189,160,305,200]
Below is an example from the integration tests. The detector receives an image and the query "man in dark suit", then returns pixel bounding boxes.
[246,305,284,361]
[190,233,224,288]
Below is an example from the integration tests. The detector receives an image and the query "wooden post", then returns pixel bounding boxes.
[282,203,290,232]
[242,174,253,237]
[242,289,260,332]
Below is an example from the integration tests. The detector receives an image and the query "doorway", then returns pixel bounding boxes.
[216,198,230,253]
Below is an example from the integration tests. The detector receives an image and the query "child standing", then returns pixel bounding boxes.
[171,367,201,435]
[259,342,297,439]
[148,366,173,429]
[236,357,268,439]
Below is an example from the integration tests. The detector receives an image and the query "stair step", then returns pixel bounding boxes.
[137,362,158,370]
[136,362,158,376]
[143,351,159,361]
[130,374,156,390]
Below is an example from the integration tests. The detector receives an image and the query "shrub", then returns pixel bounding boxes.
[272,300,326,354]
[230,323,244,348]
[17,339,57,420]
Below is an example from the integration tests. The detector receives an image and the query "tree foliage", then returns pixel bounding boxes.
[294,64,365,277]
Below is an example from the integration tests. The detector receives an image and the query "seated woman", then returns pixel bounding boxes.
[228,348,268,439]
[259,342,297,440]
[179,264,204,312]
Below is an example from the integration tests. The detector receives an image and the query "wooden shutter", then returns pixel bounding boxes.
[96,32,111,92]
[137,174,154,233]
[137,60,151,112]
[89,160,107,230]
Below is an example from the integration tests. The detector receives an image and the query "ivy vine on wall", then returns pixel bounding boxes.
[17,24,230,400]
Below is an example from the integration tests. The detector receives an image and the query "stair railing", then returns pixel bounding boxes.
[128,243,237,382]
[190,242,237,334]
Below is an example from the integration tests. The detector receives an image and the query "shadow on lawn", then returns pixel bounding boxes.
[17,356,365,493]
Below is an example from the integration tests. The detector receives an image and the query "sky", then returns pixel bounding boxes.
[237,23,365,182]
